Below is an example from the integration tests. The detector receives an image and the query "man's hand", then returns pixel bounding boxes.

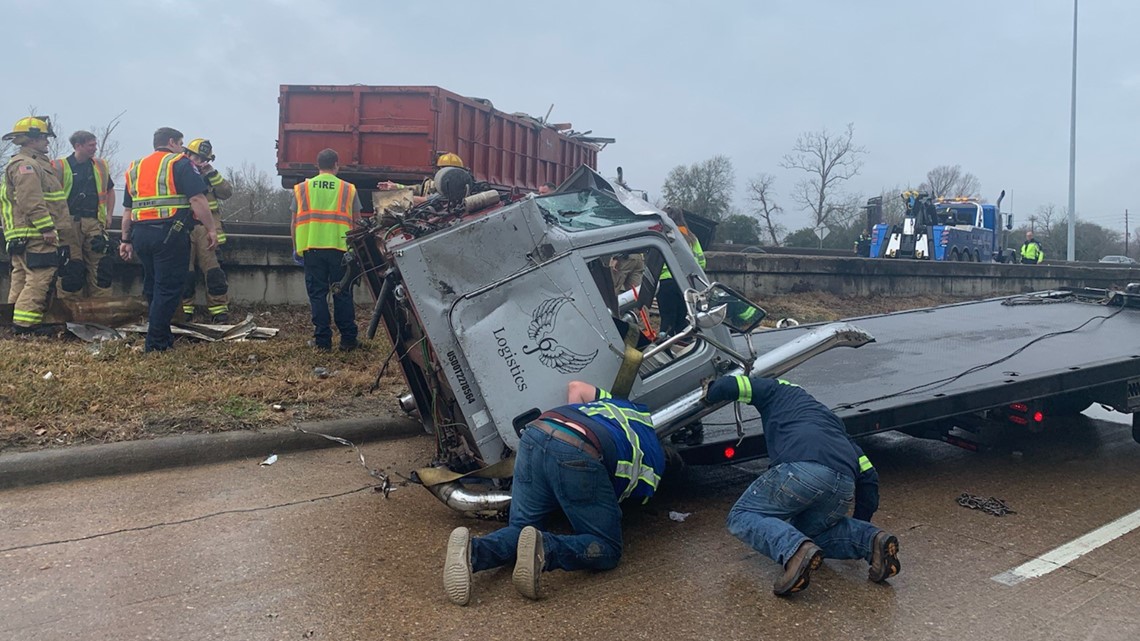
[205,229,218,251]
[119,241,134,262]
[41,230,58,246]
[376,181,401,191]
[703,376,741,405]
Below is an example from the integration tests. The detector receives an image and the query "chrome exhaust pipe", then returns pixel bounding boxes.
[652,322,874,438]
[424,481,513,516]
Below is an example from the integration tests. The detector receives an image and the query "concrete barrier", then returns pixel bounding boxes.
[706,252,1140,299]
[4,235,1139,305]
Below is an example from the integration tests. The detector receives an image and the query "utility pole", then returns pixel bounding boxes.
[1066,0,1079,261]
[1127,209,1130,258]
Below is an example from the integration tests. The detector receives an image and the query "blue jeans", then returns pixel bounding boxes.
[133,221,191,352]
[302,249,357,347]
[471,427,623,573]
[727,461,880,566]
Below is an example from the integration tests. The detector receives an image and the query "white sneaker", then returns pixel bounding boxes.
[443,527,472,605]
[512,526,545,600]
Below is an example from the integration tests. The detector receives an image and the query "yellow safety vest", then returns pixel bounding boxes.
[1020,241,1043,263]
[292,174,356,254]
[661,227,706,281]
[54,155,112,225]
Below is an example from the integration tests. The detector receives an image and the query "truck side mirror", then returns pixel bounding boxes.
[705,284,767,334]
[1005,213,1014,231]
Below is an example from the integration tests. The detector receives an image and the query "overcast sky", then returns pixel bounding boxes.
[5,0,1137,233]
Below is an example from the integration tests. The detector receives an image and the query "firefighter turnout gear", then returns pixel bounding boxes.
[182,166,232,321]
[54,154,115,297]
[184,138,215,162]
[436,152,464,168]
[1,146,79,328]
[2,116,55,141]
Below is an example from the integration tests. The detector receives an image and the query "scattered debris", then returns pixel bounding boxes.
[260,454,278,466]
[668,511,691,522]
[248,354,259,363]
[271,403,286,412]
[114,314,279,343]
[313,367,331,379]
[66,322,125,342]
[42,371,54,381]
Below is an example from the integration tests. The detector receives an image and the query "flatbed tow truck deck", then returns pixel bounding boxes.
[681,290,1140,465]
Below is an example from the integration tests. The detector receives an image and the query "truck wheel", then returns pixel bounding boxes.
[950,249,960,261]
[974,250,982,263]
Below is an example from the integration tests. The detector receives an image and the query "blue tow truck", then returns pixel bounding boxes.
[870,191,1015,262]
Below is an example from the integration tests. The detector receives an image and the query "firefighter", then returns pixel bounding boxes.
[443,381,667,605]
[1020,230,1044,264]
[181,138,232,323]
[291,148,361,351]
[1,116,81,334]
[376,152,467,205]
[657,206,705,336]
[703,375,900,596]
[54,130,116,298]
[120,127,217,352]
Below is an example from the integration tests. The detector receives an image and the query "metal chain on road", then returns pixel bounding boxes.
[957,492,1017,517]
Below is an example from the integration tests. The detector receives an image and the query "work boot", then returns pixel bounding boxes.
[210,313,229,324]
[12,325,56,337]
[307,339,332,352]
[773,540,823,596]
[868,531,901,583]
[339,339,359,353]
[443,526,472,606]
[513,526,545,600]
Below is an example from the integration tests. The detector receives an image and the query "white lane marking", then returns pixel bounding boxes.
[992,507,1140,585]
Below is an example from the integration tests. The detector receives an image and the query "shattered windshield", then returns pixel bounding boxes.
[535,190,643,231]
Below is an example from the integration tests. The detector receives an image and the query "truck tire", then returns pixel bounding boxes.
[974,250,982,263]
[950,249,961,262]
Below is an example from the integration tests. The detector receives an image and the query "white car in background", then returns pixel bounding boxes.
[1099,255,1138,265]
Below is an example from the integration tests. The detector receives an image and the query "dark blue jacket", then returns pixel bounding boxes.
[708,376,879,520]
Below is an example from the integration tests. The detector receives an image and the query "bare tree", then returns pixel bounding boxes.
[745,172,784,246]
[92,110,126,178]
[780,123,867,229]
[1036,204,1058,236]
[878,186,910,226]
[660,155,735,221]
[224,161,293,223]
[919,165,981,199]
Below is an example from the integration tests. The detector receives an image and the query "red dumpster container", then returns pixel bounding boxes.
[277,85,602,194]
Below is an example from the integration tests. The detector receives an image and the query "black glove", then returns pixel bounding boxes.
[704,376,744,404]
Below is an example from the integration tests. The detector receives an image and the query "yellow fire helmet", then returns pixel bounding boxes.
[184,138,216,162]
[2,116,56,141]
[435,152,464,168]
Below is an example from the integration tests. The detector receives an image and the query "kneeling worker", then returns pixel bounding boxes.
[444,381,666,605]
[703,375,899,596]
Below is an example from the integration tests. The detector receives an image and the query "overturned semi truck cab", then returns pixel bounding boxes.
[349,166,872,515]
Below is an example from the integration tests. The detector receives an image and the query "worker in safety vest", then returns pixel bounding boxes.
[290,148,361,352]
[703,375,898,596]
[120,127,217,352]
[444,381,668,605]
[1020,230,1044,264]
[1,116,81,333]
[181,138,233,323]
[657,206,706,336]
[53,130,116,298]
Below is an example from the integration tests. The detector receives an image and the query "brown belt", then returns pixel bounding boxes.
[528,419,601,460]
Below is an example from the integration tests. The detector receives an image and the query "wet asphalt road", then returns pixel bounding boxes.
[1,410,1138,641]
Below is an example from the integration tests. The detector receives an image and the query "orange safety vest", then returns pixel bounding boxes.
[292,174,356,254]
[124,151,191,222]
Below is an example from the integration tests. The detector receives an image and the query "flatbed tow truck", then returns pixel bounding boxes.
[345,165,1140,515]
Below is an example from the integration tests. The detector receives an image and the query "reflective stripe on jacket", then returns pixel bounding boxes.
[292,174,357,254]
[125,151,190,221]
[572,399,665,503]
[54,155,112,225]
